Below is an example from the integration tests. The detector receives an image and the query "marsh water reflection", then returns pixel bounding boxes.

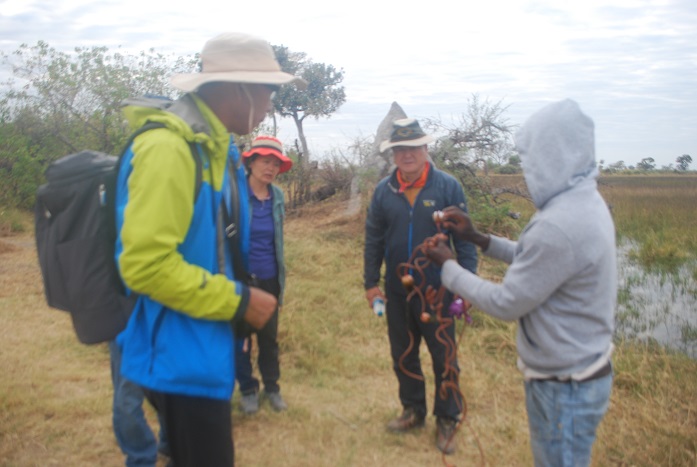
[616,240,697,358]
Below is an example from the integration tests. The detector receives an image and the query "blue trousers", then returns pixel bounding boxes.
[109,341,168,467]
[524,372,612,467]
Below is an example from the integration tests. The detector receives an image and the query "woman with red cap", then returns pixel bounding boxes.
[236,135,293,415]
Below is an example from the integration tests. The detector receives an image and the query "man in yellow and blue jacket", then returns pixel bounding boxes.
[112,32,306,467]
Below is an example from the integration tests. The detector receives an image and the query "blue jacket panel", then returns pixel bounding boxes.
[270,183,287,304]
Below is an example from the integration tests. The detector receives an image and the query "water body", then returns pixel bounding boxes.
[615,240,697,358]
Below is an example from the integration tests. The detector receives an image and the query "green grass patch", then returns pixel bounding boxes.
[489,173,697,272]
[0,208,31,236]
[599,174,697,271]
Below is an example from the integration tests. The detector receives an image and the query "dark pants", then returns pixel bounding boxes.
[385,291,462,420]
[144,389,233,467]
[235,276,281,395]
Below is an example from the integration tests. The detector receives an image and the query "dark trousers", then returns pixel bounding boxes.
[385,291,462,420]
[235,276,281,395]
[144,389,233,467]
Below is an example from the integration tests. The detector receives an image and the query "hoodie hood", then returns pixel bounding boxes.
[514,99,598,208]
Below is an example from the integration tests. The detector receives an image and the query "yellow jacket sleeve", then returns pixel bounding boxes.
[118,128,245,321]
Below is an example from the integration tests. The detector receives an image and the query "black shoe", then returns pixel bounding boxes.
[386,407,426,433]
[436,417,457,454]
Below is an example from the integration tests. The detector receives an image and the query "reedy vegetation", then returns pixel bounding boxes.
[599,174,697,272]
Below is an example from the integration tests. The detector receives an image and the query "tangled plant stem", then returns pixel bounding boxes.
[395,229,486,466]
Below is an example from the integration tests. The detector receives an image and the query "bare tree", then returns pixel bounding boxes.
[424,94,515,173]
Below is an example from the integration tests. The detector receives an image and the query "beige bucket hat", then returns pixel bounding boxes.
[379,118,435,152]
[170,32,308,92]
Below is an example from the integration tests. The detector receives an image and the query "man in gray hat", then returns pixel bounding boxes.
[363,118,477,455]
[111,32,306,466]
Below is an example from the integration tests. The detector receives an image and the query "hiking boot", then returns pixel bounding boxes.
[240,392,259,415]
[386,407,425,433]
[436,417,458,454]
[265,391,288,412]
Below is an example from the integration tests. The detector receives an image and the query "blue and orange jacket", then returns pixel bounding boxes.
[114,94,249,400]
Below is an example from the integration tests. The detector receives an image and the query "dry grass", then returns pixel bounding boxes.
[1,196,696,466]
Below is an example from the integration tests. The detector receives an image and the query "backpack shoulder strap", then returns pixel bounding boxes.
[189,142,202,201]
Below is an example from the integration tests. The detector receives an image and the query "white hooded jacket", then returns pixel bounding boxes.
[442,99,617,376]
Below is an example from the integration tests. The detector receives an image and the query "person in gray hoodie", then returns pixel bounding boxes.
[424,99,616,467]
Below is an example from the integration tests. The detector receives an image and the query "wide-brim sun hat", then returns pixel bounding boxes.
[242,136,293,173]
[170,32,308,92]
[379,117,435,152]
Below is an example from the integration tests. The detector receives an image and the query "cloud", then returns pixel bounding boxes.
[0,0,695,166]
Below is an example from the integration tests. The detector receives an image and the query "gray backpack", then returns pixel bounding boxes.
[35,122,201,344]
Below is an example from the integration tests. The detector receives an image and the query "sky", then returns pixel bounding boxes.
[1,0,696,168]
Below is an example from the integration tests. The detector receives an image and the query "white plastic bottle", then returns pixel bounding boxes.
[372,297,385,317]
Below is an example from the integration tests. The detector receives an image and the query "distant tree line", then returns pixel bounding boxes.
[600,154,692,173]
[0,41,199,208]
[0,40,517,222]
[1,41,691,217]
[0,41,345,209]
[16,39,686,241]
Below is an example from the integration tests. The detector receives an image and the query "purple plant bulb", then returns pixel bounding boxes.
[448,298,465,318]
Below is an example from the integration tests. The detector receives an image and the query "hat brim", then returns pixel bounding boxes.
[379,134,435,153]
[242,147,293,173]
[170,71,308,92]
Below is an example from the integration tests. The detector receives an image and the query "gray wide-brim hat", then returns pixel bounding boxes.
[379,118,435,152]
[170,32,308,92]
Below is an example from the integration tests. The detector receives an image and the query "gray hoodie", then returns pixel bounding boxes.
[441,99,617,376]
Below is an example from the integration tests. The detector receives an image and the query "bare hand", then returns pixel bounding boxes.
[440,206,476,240]
[424,234,456,267]
[244,287,277,330]
[365,286,385,309]
[441,206,490,250]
